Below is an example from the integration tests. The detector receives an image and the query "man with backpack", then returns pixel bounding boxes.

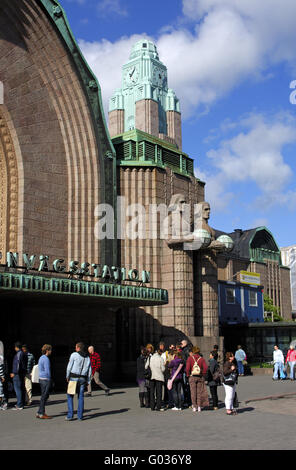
[186,346,208,412]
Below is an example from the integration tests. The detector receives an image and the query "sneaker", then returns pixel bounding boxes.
[192,407,197,412]
[197,407,201,412]
[1,403,8,410]
[13,406,23,410]
[171,407,179,410]
[65,417,74,421]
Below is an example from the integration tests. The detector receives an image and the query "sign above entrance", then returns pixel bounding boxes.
[0,252,150,284]
[239,271,261,286]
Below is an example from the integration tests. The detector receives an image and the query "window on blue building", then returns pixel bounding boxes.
[249,290,258,307]
[226,288,235,304]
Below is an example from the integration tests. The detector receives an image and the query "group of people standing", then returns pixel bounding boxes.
[273,344,296,381]
[136,340,243,415]
[0,341,110,421]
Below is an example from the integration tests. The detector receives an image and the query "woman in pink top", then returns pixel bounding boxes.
[286,345,296,380]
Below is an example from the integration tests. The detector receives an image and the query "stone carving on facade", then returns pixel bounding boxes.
[166,194,234,253]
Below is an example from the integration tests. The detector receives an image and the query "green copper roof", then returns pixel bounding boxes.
[112,129,195,177]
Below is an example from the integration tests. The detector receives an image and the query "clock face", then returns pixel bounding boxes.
[153,67,165,87]
[125,66,139,85]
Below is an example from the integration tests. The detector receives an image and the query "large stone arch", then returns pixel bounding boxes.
[0,0,116,265]
[0,108,21,255]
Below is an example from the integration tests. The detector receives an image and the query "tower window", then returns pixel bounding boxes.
[143,43,147,48]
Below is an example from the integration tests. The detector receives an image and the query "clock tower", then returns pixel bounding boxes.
[109,39,182,150]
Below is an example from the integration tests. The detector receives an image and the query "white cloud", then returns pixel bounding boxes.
[78,0,296,120]
[199,112,296,212]
[97,0,128,17]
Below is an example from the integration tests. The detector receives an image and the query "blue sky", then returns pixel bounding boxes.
[60,0,296,249]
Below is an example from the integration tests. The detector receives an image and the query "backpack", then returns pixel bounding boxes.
[212,367,223,384]
[191,356,202,376]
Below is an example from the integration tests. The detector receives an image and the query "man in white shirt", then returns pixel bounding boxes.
[273,345,285,380]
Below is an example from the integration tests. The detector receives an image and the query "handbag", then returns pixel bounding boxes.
[223,371,237,386]
[67,357,86,395]
[144,356,152,380]
[167,363,183,390]
[67,380,78,395]
[31,364,39,383]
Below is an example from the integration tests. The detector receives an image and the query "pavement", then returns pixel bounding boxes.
[1,376,296,451]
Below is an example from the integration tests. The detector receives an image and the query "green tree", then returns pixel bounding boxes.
[264,294,283,322]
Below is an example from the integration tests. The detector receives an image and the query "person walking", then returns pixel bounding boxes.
[22,344,35,406]
[167,351,184,410]
[273,345,286,380]
[186,346,208,413]
[36,344,52,419]
[0,341,9,410]
[66,342,92,421]
[206,351,220,410]
[87,346,110,396]
[146,348,165,411]
[10,341,27,410]
[222,352,238,415]
[136,347,148,408]
[285,345,296,380]
[235,345,246,376]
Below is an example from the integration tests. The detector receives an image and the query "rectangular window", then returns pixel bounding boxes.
[226,288,235,304]
[249,290,258,307]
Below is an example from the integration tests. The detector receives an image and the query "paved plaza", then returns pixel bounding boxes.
[1,375,296,451]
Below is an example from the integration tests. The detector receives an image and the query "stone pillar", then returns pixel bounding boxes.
[166,110,182,150]
[135,99,159,137]
[108,109,124,137]
[168,246,195,337]
[195,250,219,337]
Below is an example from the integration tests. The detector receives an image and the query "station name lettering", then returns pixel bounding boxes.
[1,252,150,284]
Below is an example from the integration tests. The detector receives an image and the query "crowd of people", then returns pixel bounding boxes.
[136,340,244,415]
[2,338,295,420]
[0,341,110,420]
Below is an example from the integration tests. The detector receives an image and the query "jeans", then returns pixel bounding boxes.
[67,379,86,420]
[237,361,244,375]
[149,380,163,410]
[288,361,296,379]
[209,385,218,408]
[172,379,183,409]
[13,374,25,408]
[273,362,285,380]
[38,379,51,415]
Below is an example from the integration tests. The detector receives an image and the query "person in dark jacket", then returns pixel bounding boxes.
[180,339,193,407]
[206,351,220,410]
[168,352,184,410]
[10,342,27,410]
[223,352,238,415]
[136,347,148,408]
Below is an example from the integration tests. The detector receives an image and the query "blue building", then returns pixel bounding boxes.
[219,280,264,325]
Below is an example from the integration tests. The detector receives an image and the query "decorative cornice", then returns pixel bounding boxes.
[0,272,169,306]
